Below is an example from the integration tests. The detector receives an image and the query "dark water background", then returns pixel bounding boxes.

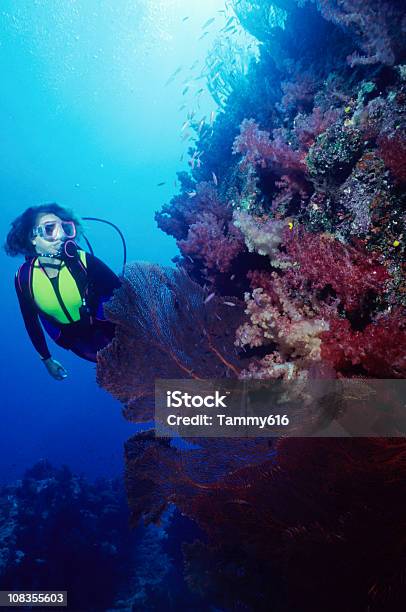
[0,0,225,485]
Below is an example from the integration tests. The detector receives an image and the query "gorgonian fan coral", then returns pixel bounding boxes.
[97,262,248,422]
[124,433,406,611]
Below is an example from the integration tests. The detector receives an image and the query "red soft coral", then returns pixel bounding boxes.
[285,229,389,312]
[378,131,406,184]
[321,308,406,378]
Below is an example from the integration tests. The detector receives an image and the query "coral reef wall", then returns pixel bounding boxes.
[154,0,406,383]
[97,2,406,610]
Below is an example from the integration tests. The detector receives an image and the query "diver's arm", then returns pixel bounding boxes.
[85,252,122,297]
[14,273,52,361]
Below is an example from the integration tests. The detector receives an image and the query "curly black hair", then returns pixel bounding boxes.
[4,203,83,257]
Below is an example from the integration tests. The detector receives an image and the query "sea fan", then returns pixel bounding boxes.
[96,262,247,422]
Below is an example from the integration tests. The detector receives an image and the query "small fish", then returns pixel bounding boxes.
[195,88,204,96]
[189,152,199,169]
[212,171,218,185]
[198,118,205,132]
[164,66,183,86]
[181,119,190,132]
[188,191,197,198]
[179,153,184,161]
[182,16,190,22]
[288,221,294,230]
[225,16,235,27]
[182,86,189,95]
[393,239,400,247]
[224,24,237,33]
[230,274,235,280]
[215,313,222,321]
[178,104,186,111]
[227,499,251,506]
[199,31,209,40]
[204,292,215,304]
[181,131,191,141]
[190,60,199,70]
[202,17,215,29]
[210,110,216,125]
[223,301,235,306]
[174,180,178,188]
[186,255,194,263]
[157,182,166,186]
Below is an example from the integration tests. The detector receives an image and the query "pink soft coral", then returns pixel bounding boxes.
[232,119,305,175]
[177,212,244,274]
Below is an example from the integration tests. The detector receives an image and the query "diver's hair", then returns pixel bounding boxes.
[4,203,83,257]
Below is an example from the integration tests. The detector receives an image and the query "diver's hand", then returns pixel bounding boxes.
[42,357,68,380]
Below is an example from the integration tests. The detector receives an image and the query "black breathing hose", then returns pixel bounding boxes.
[81,216,127,275]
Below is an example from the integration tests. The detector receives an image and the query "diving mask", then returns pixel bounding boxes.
[33,220,76,242]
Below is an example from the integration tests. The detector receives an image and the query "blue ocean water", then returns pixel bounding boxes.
[0,0,225,485]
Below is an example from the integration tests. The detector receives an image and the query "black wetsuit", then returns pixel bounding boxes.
[15,251,121,363]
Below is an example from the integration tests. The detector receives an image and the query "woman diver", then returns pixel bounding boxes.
[5,204,121,380]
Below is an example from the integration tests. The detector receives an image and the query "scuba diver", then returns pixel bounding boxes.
[5,204,122,380]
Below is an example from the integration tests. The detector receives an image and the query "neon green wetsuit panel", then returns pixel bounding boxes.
[32,251,87,324]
